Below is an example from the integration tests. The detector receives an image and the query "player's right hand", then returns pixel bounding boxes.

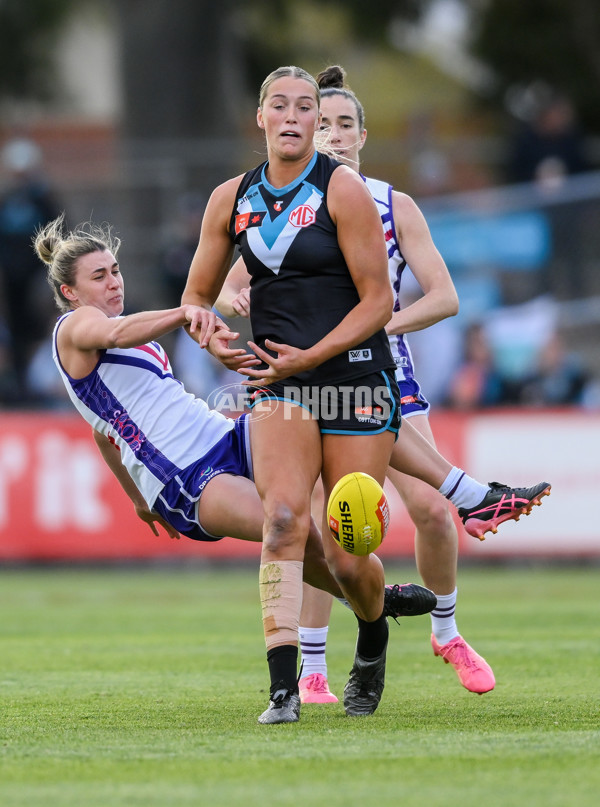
[135,505,180,540]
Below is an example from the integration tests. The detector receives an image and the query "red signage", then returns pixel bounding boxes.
[1,410,597,560]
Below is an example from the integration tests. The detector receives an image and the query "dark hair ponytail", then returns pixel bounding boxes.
[316,65,346,91]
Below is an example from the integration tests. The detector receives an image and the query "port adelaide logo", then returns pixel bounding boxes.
[235,211,267,235]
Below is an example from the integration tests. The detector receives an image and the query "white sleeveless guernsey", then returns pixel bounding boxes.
[52,312,234,509]
[362,175,417,383]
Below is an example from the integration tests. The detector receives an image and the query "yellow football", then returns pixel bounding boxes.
[327,472,390,556]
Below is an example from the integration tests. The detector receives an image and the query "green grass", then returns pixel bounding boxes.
[1,564,598,806]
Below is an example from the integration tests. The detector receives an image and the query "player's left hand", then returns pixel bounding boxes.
[240,339,312,385]
[208,329,261,371]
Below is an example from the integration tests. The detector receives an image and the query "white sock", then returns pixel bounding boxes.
[430,588,459,646]
[299,626,329,678]
[439,467,488,510]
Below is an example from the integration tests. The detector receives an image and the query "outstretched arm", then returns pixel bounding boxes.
[57,302,223,380]
[67,303,223,352]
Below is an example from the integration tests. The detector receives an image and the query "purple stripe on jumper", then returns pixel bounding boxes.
[71,372,178,484]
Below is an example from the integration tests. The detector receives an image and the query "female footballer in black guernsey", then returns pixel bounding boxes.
[231,150,396,387]
[182,65,400,724]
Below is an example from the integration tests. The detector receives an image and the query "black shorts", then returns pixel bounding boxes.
[248,369,401,435]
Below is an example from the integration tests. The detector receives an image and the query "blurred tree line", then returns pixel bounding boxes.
[0,0,77,98]
[2,0,600,138]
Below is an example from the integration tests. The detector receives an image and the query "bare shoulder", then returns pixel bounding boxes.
[56,306,103,346]
[60,305,105,332]
[206,174,245,213]
[55,306,108,378]
[329,163,369,196]
[391,189,432,239]
[391,189,423,218]
[194,175,246,242]
[328,164,376,220]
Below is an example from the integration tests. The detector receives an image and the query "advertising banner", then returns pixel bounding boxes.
[0,411,597,561]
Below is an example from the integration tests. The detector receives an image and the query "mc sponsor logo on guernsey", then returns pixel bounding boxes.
[289,204,316,228]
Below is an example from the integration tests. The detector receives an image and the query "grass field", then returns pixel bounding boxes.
[1,563,598,806]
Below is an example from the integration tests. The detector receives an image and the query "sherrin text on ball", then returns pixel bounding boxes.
[327,472,390,556]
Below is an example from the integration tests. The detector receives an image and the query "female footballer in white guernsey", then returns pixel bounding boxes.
[307,66,491,696]
[35,214,345,588]
[300,65,551,698]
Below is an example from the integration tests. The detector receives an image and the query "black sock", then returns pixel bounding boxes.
[266,644,299,695]
[356,611,389,659]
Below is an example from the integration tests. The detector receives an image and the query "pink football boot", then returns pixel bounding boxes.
[299,673,339,704]
[431,634,495,694]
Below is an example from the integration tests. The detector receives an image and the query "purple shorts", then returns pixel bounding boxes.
[397,376,430,418]
[152,414,252,541]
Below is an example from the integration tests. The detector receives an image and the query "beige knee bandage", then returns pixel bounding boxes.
[259,560,303,649]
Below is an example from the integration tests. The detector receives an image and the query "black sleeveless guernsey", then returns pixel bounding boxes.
[230,151,395,386]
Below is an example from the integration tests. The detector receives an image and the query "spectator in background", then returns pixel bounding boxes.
[0,318,16,402]
[406,110,453,197]
[158,191,240,396]
[506,86,590,298]
[507,88,587,188]
[23,311,72,410]
[397,267,462,407]
[518,332,591,407]
[0,137,61,402]
[160,192,207,308]
[445,322,506,410]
